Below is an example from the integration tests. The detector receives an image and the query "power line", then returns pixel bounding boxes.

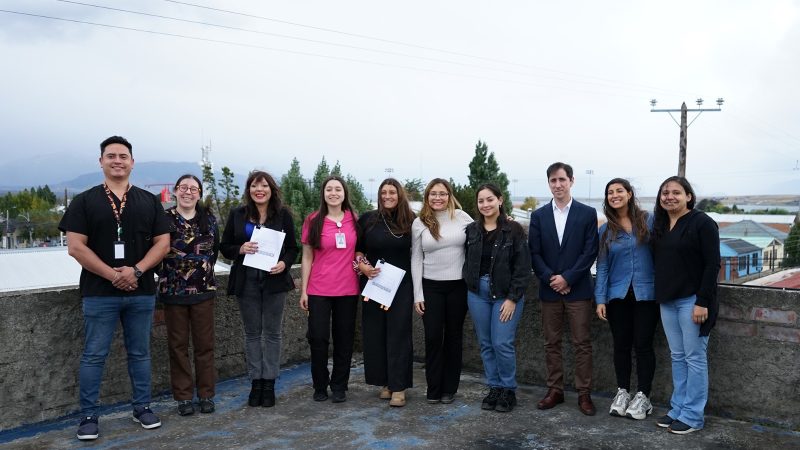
[0,8,651,100]
[162,0,697,98]
[55,0,679,98]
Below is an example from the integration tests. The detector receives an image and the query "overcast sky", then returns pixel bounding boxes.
[1,0,799,198]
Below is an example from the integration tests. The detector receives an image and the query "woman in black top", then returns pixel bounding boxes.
[355,178,416,407]
[220,170,299,408]
[158,174,219,416]
[462,184,531,413]
[651,176,720,435]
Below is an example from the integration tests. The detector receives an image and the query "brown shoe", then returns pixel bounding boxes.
[389,390,406,407]
[537,388,564,410]
[578,394,596,416]
[379,386,391,400]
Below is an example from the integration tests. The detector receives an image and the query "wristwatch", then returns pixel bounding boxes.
[133,265,143,279]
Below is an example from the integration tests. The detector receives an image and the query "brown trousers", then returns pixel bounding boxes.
[540,299,593,394]
[164,300,216,400]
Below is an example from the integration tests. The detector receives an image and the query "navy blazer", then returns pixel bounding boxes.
[528,199,599,301]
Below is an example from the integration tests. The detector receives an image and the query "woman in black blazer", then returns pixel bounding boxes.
[220,170,298,408]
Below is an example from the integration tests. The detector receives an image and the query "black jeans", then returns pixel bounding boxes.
[421,278,468,399]
[307,295,358,392]
[362,278,414,392]
[606,288,660,396]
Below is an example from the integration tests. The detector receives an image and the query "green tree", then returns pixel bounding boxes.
[346,174,372,214]
[784,223,800,267]
[281,158,314,260]
[521,196,539,211]
[201,162,218,213]
[216,166,240,226]
[312,157,331,194]
[403,178,424,201]
[451,179,476,218]
[466,140,511,206]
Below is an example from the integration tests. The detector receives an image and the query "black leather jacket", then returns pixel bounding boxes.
[463,219,532,302]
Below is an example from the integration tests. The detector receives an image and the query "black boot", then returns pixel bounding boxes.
[262,379,276,407]
[248,379,264,407]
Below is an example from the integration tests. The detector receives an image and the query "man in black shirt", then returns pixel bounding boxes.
[59,136,170,441]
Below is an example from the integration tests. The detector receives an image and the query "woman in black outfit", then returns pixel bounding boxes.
[355,178,416,407]
[651,176,719,435]
[220,170,298,408]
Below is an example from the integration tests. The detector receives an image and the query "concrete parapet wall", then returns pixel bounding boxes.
[1,272,798,431]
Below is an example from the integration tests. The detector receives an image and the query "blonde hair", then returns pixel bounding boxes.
[419,178,461,240]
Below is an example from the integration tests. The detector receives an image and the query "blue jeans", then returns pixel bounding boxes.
[80,295,155,416]
[467,276,525,390]
[660,295,709,429]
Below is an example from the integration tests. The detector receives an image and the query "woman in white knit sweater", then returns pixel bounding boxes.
[412,178,473,404]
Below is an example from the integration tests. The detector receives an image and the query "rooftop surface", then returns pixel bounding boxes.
[2,361,798,449]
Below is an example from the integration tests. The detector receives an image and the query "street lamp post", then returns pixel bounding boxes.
[368,178,376,204]
[585,169,594,200]
[18,211,32,247]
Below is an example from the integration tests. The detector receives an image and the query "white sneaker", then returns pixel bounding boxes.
[609,387,630,417]
[625,391,653,420]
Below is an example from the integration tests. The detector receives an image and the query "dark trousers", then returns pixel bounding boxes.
[307,295,358,392]
[541,299,593,394]
[362,278,414,391]
[164,299,216,400]
[606,289,660,396]
[421,278,468,399]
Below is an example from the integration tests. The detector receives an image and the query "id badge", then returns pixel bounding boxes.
[335,232,346,249]
[114,240,125,259]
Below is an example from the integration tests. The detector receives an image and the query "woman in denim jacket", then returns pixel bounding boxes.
[463,183,531,413]
[594,178,658,420]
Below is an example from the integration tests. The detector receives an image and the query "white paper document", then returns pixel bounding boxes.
[361,260,406,309]
[243,227,286,271]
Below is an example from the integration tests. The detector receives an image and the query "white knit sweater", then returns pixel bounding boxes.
[411,209,473,302]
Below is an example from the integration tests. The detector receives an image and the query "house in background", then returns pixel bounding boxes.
[719,238,762,282]
[718,219,788,269]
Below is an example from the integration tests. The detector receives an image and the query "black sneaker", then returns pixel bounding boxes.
[177,400,195,416]
[313,388,329,402]
[199,398,215,414]
[132,406,161,429]
[76,415,99,440]
[440,393,455,404]
[495,389,517,413]
[481,387,502,410]
[331,391,347,403]
[656,414,675,428]
[669,420,699,435]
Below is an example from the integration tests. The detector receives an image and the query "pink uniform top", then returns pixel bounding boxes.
[301,210,360,296]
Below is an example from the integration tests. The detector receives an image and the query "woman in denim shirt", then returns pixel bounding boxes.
[594,178,658,421]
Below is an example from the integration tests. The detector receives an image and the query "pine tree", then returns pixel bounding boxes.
[462,140,512,216]
[784,223,800,268]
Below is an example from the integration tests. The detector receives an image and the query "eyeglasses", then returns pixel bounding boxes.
[429,191,450,198]
[176,185,200,194]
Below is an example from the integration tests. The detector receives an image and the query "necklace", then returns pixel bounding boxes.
[382,214,404,239]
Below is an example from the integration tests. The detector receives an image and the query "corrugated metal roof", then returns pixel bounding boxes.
[720,238,761,255]
[718,219,788,240]
[0,247,230,294]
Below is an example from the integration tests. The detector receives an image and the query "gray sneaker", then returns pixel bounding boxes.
[625,391,653,420]
[132,406,162,429]
[609,387,630,417]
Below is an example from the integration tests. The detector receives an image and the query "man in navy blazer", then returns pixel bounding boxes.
[528,162,599,416]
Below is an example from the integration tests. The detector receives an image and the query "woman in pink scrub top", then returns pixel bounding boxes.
[299,175,360,404]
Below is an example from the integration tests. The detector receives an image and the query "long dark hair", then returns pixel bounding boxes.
[244,170,284,224]
[474,183,524,238]
[174,174,213,234]
[652,176,696,242]
[365,178,414,235]
[307,175,355,249]
[601,178,649,249]
[419,178,461,240]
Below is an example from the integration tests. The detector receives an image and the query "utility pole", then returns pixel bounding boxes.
[650,98,723,177]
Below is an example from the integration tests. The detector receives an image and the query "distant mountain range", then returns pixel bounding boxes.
[0,153,246,194]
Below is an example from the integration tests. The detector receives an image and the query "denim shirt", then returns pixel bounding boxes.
[594,216,655,304]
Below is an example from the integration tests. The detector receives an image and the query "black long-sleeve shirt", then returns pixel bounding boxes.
[653,209,720,336]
